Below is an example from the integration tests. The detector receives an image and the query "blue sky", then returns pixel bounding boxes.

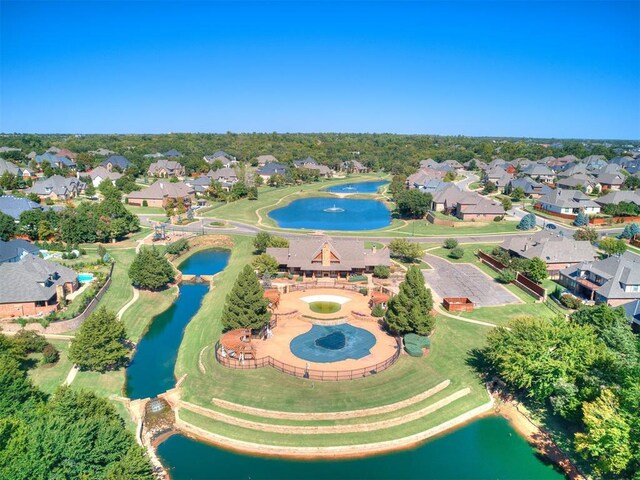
[1,1,638,138]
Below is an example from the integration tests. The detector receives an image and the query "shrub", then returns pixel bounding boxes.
[497,268,517,284]
[371,304,385,317]
[359,287,369,296]
[42,343,60,364]
[348,274,368,283]
[493,215,504,222]
[448,247,464,259]
[97,244,107,258]
[165,238,189,255]
[573,212,588,227]
[373,265,390,279]
[12,330,48,353]
[443,238,458,249]
[142,200,148,207]
[560,294,582,310]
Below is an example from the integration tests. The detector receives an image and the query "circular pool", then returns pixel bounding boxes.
[290,324,377,363]
[308,301,342,314]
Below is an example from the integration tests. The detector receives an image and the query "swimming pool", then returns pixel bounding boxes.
[290,324,376,363]
[78,273,94,283]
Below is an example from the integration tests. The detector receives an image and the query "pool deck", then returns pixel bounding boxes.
[258,289,398,371]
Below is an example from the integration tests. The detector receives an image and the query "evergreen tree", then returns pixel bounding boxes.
[0,211,16,241]
[516,213,536,230]
[68,307,129,372]
[573,212,588,226]
[221,265,271,331]
[620,223,640,239]
[128,247,175,290]
[385,266,434,336]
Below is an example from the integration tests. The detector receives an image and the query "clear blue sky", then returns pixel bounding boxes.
[1,1,639,138]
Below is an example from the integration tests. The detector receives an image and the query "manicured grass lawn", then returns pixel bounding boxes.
[28,339,72,395]
[125,205,166,215]
[122,287,178,342]
[72,369,126,398]
[96,248,136,315]
[427,243,500,263]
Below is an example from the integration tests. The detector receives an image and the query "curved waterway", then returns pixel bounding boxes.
[127,248,563,479]
[125,249,230,399]
[157,416,563,480]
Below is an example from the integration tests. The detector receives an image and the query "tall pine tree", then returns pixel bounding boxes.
[69,307,129,372]
[385,266,434,336]
[221,265,271,331]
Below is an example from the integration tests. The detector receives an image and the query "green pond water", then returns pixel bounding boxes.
[157,416,564,480]
[308,301,342,314]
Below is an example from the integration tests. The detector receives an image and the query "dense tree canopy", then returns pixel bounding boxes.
[128,247,175,290]
[0,211,17,240]
[395,190,432,219]
[388,239,424,263]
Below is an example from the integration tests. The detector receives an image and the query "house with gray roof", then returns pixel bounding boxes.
[101,155,131,172]
[340,160,368,173]
[556,174,600,194]
[266,237,390,279]
[559,251,640,306]
[204,150,237,167]
[484,166,514,188]
[294,157,333,177]
[595,172,624,191]
[85,166,123,187]
[256,154,278,166]
[507,178,552,199]
[520,164,555,184]
[258,162,289,180]
[0,195,43,219]
[622,299,640,328]
[0,255,78,319]
[0,239,40,263]
[35,152,76,169]
[88,148,116,156]
[500,230,597,278]
[208,167,239,190]
[163,149,183,158]
[594,190,640,207]
[536,189,600,216]
[28,175,85,201]
[0,158,24,177]
[127,180,194,208]
[147,159,185,177]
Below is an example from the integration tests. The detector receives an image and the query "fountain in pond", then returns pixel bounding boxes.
[323,204,345,213]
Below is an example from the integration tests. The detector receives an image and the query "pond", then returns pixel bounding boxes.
[125,249,230,400]
[268,198,391,231]
[157,416,564,480]
[325,180,389,194]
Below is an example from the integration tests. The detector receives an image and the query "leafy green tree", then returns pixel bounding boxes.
[253,232,272,253]
[483,181,497,194]
[83,179,96,197]
[18,209,44,240]
[252,253,279,275]
[68,307,129,372]
[511,187,525,201]
[221,265,271,331]
[573,212,588,226]
[395,190,432,218]
[388,238,423,263]
[622,175,640,190]
[128,247,175,290]
[599,237,627,257]
[385,266,434,336]
[525,257,548,283]
[443,171,456,182]
[501,197,512,211]
[0,211,16,241]
[574,226,598,242]
[497,268,517,283]
[575,389,632,476]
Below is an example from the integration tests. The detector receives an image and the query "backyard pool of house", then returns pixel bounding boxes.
[268,198,391,231]
[290,324,377,363]
[78,273,94,283]
[325,180,389,194]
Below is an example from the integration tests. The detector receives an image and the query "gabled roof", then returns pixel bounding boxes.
[595,173,624,186]
[0,239,40,263]
[538,188,599,209]
[556,174,598,189]
[521,164,555,176]
[0,255,77,303]
[148,159,184,174]
[0,195,42,219]
[101,155,131,169]
[294,156,318,166]
[28,175,84,196]
[501,230,596,264]
[0,158,22,176]
[127,180,194,200]
[35,152,76,168]
[163,149,182,157]
[509,178,552,196]
[256,154,278,164]
[86,166,123,181]
[594,190,640,206]
[258,163,288,175]
[208,167,238,181]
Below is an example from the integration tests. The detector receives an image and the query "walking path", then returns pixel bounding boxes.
[180,388,470,435]
[63,365,79,386]
[117,287,140,320]
[211,380,450,420]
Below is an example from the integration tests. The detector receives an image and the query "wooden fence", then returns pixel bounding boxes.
[215,337,402,381]
[477,251,546,301]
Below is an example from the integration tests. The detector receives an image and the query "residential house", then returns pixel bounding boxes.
[266,237,390,279]
[556,162,587,177]
[0,196,43,219]
[556,174,600,194]
[463,159,487,170]
[409,178,449,194]
[163,149,183,158]
[484,167,514,188]
[442,159,463,169]
[85,166,123,187]
[507,178,552,199]
[256,154,278,166]
[101,155,131,172]
[0,147,21,153]
[406,169,446,189]
[340,160,368,173]
[559,251,640,306]
[610,156,635,167]
[294,157,332,177]
[431,184,466,212]
[203,150,236,167]
[208,167,239,190]
[185,176,213,194]
[536,189,601,216]
[0,255,78,318]
[0,239,40,263]
[520,164,555,184]
[622,300,640,329]
[583,155,608,171]
[594,190,640,208]
[595,172,624,191]
[0,158,32,179]
[35,152,77,170]
[257,163,289,181]
[147,159,186,178]
[454,194,505,221]
[500,230,597,278]
[28,175,85,201]
[127,180,195,208]
[88,148,116,156]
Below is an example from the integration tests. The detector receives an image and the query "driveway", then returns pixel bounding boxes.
[422,254,520,307]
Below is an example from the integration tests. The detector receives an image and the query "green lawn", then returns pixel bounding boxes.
[427,243,500,263]
[125,205,166,215]
[28,339,73,395]
[72,369,126,398]
[96,248,136,315]
[121,287,178,342]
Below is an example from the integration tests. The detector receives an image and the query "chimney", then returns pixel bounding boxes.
[321,243,331,267]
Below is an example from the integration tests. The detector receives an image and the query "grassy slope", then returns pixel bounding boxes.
[28,340,73,394]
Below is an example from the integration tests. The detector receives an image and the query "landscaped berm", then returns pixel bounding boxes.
[216,286,400,379]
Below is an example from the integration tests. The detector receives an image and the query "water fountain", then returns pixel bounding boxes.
[323,204,345,213]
